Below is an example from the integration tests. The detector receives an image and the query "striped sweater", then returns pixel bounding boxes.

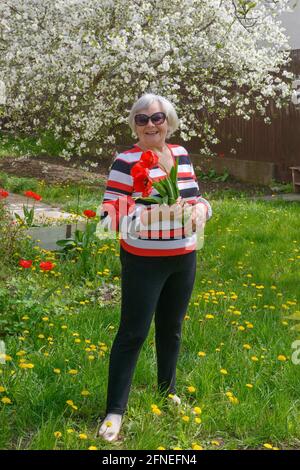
[99,143,212,257]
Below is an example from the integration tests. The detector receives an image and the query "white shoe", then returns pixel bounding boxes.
[98,413,122,442]
[168,394,181,405]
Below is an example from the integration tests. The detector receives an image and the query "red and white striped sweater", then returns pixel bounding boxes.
[99,143,212,257]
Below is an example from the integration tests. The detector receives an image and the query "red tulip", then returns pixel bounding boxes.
[40,261,55,271]
[24,190,42,201]
[130,163,149,179]
[83,209,96,218]
[19,259,33,269]
[0,189,9,198]
[140,150,159,168]
[131,165,154,196]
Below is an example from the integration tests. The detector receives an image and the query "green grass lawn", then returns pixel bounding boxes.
[0,176,300,450]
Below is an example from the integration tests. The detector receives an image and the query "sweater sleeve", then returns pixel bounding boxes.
[97,155,144,235]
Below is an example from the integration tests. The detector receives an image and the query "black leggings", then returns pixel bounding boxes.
[105,246,197,415]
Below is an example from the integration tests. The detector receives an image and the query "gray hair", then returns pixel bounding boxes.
[128,93,179,139]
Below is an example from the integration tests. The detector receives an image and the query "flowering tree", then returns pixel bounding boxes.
[0,0,295,164]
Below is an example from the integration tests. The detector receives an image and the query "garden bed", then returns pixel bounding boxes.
[0,155,277,197]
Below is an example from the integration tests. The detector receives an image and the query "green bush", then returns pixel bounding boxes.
[0,201,25,267]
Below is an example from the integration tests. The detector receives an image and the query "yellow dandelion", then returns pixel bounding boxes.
[228,396,239,404]
[0,386,6,393]
[81,390,90,396]
[16,351,26,357]
[251,356,259,362]
[211,440,220,446]
[243,344,251,350]
[79,433,88,440]
[195,417,202,424]
[246,384,253,389]
[88,446,98,450]
[198,352,206,357]
[220,369,228,375]
[1,397,12,404]
[54,431,62,438]
[157,447,166,450]
[277,355,287,362]
[68,369,78,375]
[19,363,34,369]
[263,443,273,449]
[192,444,203,450]
[53,368,61,374]
[182,415,190,422]
[187,386,196,393]
[193,407,202,415]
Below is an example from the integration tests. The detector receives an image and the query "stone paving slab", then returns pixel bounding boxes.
[3,192,85,224]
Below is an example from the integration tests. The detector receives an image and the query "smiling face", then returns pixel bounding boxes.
[134,101,169,150]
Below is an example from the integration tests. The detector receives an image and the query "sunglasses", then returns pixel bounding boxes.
[134,112,166,126]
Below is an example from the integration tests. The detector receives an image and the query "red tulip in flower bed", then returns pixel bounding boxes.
[83,209,97,218]
[39,261,55,271]
[18,259,55,270]
[0,189,9,199]
[18,259,33,269]
[24,190,42,201]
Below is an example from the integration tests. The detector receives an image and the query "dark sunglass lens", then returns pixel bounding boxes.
[135,115,149,126]
[151,113,166,124]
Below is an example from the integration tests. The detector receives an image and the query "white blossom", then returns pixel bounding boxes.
[0,0,294,161]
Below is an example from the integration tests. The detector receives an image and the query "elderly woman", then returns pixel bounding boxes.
[97,93,212,442]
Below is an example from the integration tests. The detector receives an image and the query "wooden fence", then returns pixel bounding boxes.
[182,49,300,182]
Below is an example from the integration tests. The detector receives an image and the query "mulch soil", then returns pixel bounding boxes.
[0,155,275,196]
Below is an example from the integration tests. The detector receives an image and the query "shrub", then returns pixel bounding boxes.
[0,200,25,267]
